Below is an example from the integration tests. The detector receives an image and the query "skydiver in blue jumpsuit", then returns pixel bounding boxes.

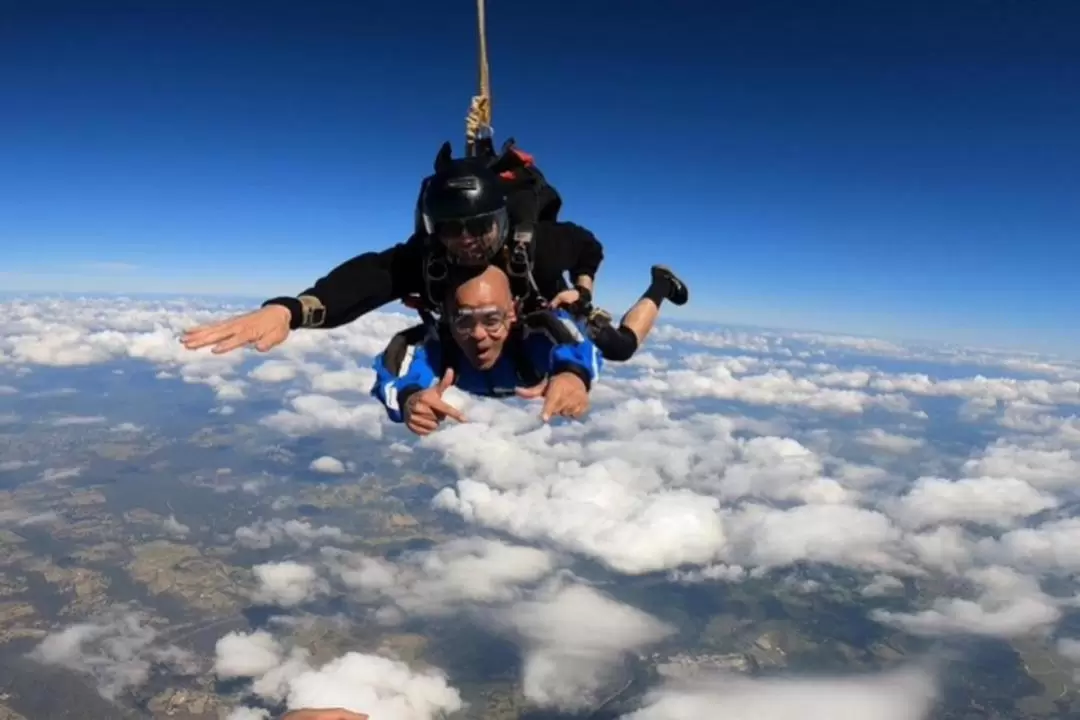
[371,265,602,436]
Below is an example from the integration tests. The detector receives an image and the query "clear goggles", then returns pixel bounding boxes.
[450,305,510,334]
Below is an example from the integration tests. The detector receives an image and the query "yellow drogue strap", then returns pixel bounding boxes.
[465,0,492,147]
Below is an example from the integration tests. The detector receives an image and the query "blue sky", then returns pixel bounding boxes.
[1,1,1078,353]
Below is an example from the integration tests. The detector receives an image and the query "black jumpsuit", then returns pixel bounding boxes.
[265,222,604,331]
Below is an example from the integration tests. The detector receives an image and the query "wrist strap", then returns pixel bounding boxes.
[262,295,326,329]
[262,297,303,330]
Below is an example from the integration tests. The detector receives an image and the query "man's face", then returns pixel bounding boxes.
[449,303,514,370]
[437,211,505,266]
[448,273,515,370]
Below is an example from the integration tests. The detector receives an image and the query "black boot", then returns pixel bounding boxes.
[649,265,689,306]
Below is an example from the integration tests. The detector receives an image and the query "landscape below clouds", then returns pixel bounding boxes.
[2,295,1080,720]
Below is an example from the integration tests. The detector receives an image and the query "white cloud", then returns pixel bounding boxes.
[282,652,463,719]
[163,514,191,537]
[903,525,977,576]
[50,414,106,426]
[18,510,60,526]
[28,607,198,700]
[310,455,347,474]
[227,541,676,713]
[216,632,462,720]
[857,428,925,453]
[887,476,1059,530]
[1058,638,1080,663]
[322,536,555,617]
[430,401,729,575]
[251,561,328,607]
[41,466,82,482]
[723,503,914,574]
[862,574,904,597]
[626,351,667,369]
[112,421,142,432]
[26,386,77,397]
[962,439,1080,492]
[621,665,937,720]
[988,517,1080,574]
[236,518,346,550]
[260,394,385,438]
[249,360,301,383]
[503,581,674,710]
[215,630,285,679]
[627,359,913,415]
[307,363,377,394]
[225,708,270,720]
[671,563,747,584]
[872,566,1061,638]
[870,372,1080,407]
[710,435,853,505]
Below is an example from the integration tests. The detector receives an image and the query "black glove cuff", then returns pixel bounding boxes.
[262,297,303,330]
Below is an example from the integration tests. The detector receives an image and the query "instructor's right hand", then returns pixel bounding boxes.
[181,305,292,355]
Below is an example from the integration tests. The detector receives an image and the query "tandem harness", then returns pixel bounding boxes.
[419,223,544,323]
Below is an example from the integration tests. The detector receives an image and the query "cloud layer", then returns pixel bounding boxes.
[7,296,1080,717]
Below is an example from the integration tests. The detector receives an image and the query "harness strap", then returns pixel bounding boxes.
[521,309,584,345]
[382,323,437,376]
[504,224,542,304]
[421,224,544,322]
[506,324,543,388]
[433,322,459,376]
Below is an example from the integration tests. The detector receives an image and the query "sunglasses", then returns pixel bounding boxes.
[436,215,497,240]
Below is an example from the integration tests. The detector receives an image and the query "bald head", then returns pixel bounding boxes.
[446,265,513,311]
[445,265,516,370]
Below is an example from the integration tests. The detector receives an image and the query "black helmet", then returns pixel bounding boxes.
[421,158,510,266]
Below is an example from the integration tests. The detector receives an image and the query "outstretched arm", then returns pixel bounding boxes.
[181,236,429,355]
[264,235,427,331]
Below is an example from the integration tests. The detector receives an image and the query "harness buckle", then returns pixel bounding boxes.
[586,307,614,334]
[423,253,448,313]
[506,227,533,279]
[426,256,447,282]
